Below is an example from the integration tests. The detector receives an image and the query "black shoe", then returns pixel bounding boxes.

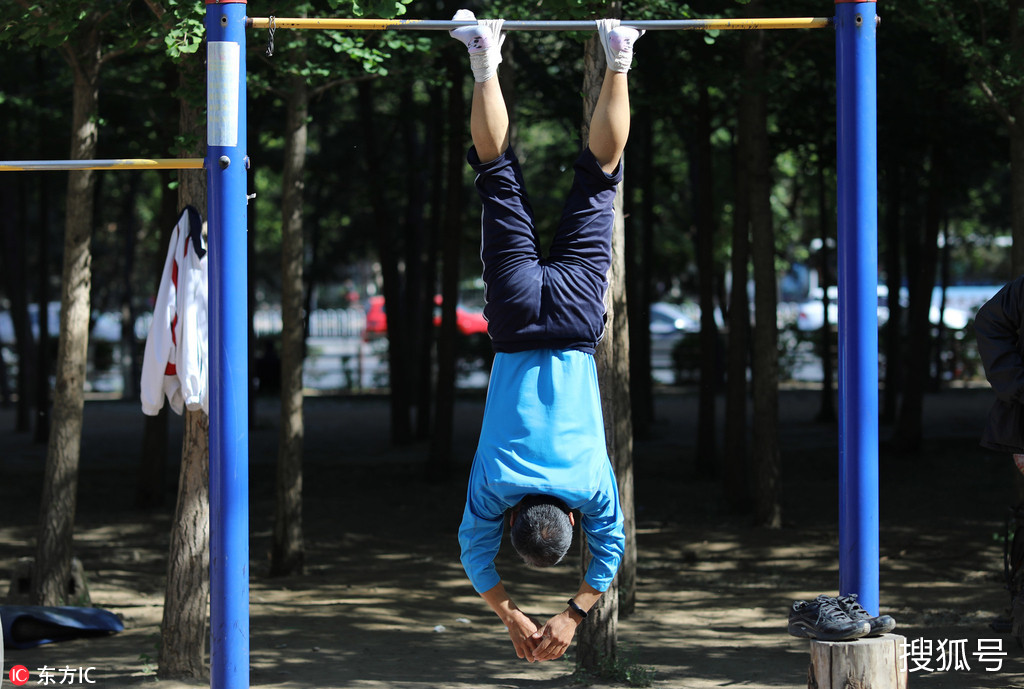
[836,593,897,636]
[788,595,871,641]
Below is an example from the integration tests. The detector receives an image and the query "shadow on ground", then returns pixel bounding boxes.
[0,387,1021,687]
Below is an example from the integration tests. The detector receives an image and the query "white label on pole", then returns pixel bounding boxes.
[207,41,240,147]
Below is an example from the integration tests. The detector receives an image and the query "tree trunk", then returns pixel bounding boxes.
[357,80,413,444]
[34,175,53,444]
[1012,94,1024,277]
[723,132,752,512]
[158,59,210,680]
[578,23,636,665]
[2,78,32,425]
[396,85,431,441]
[272,66,309,577]
[118,174,141,402]
[880,156,904,424]
[33,25,101,607]
[626,110,653,439]
[0,176,35,432]
[743,15,782,529]
[427,53,466,481]
[893,144,943,451]
[934,221,951,385]
[158,409,210,679]
[815,142,837,424]
[693,66,718,478]
[418,83,444,441]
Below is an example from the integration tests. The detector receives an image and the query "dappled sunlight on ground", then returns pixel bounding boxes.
[0,388,1021,686]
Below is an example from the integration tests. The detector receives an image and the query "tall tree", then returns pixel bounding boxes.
[135,0,211,677]
[159,65,211,688]
[742,6,781,528]
[427,50,466,481]
[723,125,752,512]
[357,79,415,443]
[578,21,636,668]
[271,9,312,580]
[892,139,945,449]
[259,0,421,569]
[0,167,36,433]
[692,54,718,478]
[625,109,654,439]
[7,3,121,606]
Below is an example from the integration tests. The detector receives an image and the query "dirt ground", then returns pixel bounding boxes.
[1,385,1022,688]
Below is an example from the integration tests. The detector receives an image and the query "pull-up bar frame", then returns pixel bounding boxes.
[223,4,878,687]
[1,3,879,687]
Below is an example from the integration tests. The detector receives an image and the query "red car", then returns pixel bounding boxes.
[363,295,488,340]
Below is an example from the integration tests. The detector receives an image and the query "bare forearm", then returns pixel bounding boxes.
[480,581,542,661]
[566,581,603,622]
[480,581,520,624]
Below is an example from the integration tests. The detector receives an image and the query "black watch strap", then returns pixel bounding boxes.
[567,598,588,622]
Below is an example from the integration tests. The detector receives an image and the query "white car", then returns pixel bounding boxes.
[649,302,697,373]
[795,285,969,332]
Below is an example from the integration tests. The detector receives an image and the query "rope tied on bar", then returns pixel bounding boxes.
[266,16,276,56]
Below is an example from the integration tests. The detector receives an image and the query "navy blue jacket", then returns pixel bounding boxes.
[976,276,1024,453]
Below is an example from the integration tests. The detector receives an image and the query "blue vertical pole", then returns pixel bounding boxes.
[835,0,879,615]
[205,1,249,687]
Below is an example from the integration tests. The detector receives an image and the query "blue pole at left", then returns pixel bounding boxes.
[204,1,249,687]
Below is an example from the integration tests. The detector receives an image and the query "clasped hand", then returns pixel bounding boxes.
[505,609,579,662]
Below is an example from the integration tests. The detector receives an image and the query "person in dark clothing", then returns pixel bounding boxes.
[976,276,1024,470]
[975,275,1024,645]
[450,11,641,663]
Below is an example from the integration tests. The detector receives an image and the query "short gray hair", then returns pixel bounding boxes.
[510,495,573,567]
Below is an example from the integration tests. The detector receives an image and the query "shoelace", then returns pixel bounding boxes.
[815,596,853,624]
[839,594,869,619]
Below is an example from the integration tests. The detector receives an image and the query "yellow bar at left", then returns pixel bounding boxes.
[0,158,205,172]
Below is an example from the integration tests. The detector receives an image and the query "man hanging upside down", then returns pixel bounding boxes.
[450,11,642,663]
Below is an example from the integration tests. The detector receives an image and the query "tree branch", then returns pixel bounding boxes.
[100,38,162,68]
[933,4,1016,129]
[311,73,380,98]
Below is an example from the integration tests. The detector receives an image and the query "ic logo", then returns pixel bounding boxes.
[9,665,30,686]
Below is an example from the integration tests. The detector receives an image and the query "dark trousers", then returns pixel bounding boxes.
[469,146,623,353]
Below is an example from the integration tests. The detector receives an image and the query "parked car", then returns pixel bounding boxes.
[431,295,488,336]
[363,296,388,340]
[363,295,488,341]
[794,285,970,332]
[649,302,698,378]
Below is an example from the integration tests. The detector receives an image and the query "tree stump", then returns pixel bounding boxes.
[808,634,908,689]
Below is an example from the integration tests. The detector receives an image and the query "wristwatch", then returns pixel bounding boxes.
[567,598,588,623]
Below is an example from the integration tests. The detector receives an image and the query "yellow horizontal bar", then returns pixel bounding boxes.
[247,17,832,31]
[0,158,205,172]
